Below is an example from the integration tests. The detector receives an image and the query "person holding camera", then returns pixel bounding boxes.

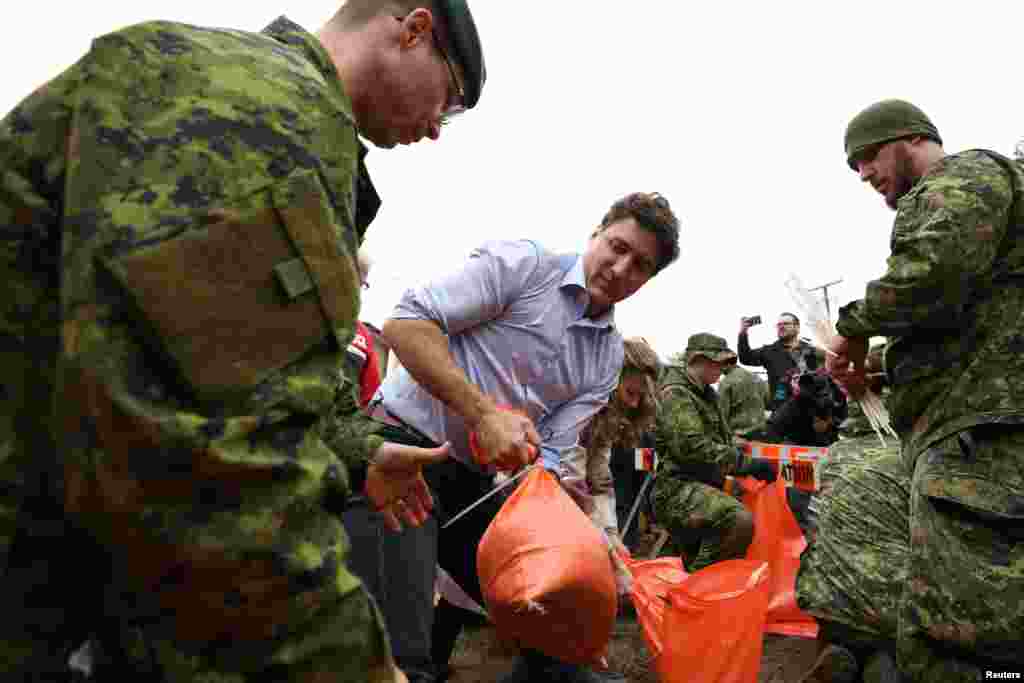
[738,313,819,411]
[767,369,848,448]
[652,334,777,572]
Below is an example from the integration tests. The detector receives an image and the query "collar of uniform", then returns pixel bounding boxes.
[262,16,347,104]
[559,254,616,329]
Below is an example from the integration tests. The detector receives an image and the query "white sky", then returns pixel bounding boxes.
[5,2,1022,359]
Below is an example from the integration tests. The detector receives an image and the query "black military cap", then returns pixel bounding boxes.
[434,0,486,108]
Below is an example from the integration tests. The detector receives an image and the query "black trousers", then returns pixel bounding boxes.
[609,445,649,549]
[342,424,501,683]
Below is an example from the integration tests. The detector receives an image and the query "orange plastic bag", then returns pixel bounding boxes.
[659,560,771,683]
[477,468,617,665]
[624,554,688,664]
[741,477,819,638]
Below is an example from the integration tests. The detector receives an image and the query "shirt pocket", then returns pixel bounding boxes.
[95,169,359,404]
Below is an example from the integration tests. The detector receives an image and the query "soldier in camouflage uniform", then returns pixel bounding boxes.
[718,355,768,438]
[828,99,1024,681]
[652,333,776,572]
[0,2,486,680]
[795,381,905,683]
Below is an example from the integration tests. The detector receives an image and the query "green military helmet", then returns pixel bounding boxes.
[844,99,942,171]
[684,333,737,363]
[435,0,486,109]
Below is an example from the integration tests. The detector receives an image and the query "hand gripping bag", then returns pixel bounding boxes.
[741,477,818,638]
[659,560,771,683]
[477,468,617,665]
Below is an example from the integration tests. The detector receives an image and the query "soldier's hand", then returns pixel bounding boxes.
[739,317,753,334]
[471,407,540,471]
[366,441,451,532]
[826,335,869,399]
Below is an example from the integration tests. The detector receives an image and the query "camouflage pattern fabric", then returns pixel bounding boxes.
[653,369,744,571]
[836,150,1024,464]
[0,16,393,681]
[836,150,1024,679]
[836,394,873,439]
[897,427,1024,681]
[718,365,767,436]
[796,438,907,645]
[650,479,746,572]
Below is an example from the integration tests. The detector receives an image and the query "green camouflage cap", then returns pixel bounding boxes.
[684,333,737,363]
[435,0,486,109]
[844,99,942,171]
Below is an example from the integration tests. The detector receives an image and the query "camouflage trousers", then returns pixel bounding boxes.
[800,427,1024,680]
[898,426,1024,681]
[0,479,397,682]
[796,440,908,646]
[651,477,746,572]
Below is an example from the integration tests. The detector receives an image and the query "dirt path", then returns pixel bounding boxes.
[448,620,820,682]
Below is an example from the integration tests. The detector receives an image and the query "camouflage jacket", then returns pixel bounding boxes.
[718,365,767,436]
[836,150,1024,464]
[0,16,381,600]
[654,370,736,487]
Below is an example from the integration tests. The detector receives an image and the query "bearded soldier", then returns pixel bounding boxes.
[827,99,1024,681]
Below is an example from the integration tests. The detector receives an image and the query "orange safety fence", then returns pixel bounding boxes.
[738,440,826,492]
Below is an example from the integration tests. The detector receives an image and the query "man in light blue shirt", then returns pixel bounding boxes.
[361,192,680,683]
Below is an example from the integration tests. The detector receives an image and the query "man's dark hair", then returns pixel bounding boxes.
[779,312,800,325]
[596,192,681,274]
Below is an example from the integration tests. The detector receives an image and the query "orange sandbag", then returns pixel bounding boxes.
[741,478,819,638]
[624,554,688,664]
[659,560,771,683]
[477,468,617,665]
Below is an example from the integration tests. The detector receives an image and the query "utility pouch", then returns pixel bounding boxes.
[96,172,359,403]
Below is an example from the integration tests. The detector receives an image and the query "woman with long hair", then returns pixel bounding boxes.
[562,336,661,552]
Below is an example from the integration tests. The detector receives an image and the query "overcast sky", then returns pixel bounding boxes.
[5,2,1022,359]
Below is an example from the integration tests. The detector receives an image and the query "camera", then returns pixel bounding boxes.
[796,373,839,419]
[744,315,762,326]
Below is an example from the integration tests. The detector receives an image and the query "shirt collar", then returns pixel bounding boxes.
[560,254,616,329]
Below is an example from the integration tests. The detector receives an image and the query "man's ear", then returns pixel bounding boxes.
[397,8,434,49]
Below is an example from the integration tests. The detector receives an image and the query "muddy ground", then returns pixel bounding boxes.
[446,524,820,682]
[447,619,819,682]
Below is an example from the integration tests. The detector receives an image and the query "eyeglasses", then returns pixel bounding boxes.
[394,16,466,126]
[431,29,466,126]
[776,321,798,327]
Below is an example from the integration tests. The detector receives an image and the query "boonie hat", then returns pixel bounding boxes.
[684,333,737,363]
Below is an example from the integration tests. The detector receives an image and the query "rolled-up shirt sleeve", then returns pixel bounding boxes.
[390,240,542,334]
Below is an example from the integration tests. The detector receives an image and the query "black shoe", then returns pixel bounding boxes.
[573,670,627,683]
[497,655,535,683]
[797,644,858,683]
[548,662,626,683]
[862,651,905,683]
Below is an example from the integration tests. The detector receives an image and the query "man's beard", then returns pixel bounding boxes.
[885,148,918,210]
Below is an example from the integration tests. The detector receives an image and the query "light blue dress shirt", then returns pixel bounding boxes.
[373,240,624,474]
